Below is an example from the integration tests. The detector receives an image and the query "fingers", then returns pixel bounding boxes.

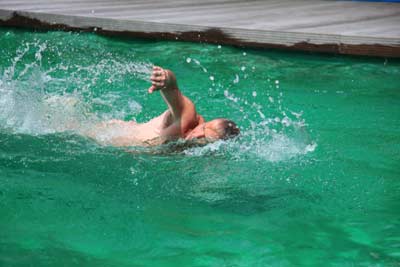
[150,66,166,85]
[151,81,164,88]
[150,74,165,86]
[152,66,165,76]
[148,85,156,94]
[150,75,163,82]
[151,71,164,80]
[152,66,163,76]
[148,82,164,94]
[148,66,168,93]
[150,66,164,80]
[152,71,163,77]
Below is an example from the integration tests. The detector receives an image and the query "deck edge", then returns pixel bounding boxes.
[1,10,399,58]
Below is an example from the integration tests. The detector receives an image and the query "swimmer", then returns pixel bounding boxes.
[88,66,239,146]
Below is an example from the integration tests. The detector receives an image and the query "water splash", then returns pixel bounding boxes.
[0,40,149,135]
[185,75,316,162]
[0,38,316,162]
[181,116,316,162]
[236,119,317,162]
[186,57,208,73]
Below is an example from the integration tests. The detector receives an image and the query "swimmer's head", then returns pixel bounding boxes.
[185,118,240,141]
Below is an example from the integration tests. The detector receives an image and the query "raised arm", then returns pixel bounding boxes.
[148,66,198,137]
[148,66,185,119]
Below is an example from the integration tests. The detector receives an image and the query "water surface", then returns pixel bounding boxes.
[0,28,399,267]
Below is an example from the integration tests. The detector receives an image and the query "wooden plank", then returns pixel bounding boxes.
[0,0,399,57]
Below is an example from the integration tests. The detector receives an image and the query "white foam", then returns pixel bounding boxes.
[182,116,316,162]
[233,74,240,84]
[1,39,317,162]
[182,86,316,162]
[0,40,148,136]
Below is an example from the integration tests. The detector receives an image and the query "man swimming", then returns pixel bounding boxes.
[89,66,239,146]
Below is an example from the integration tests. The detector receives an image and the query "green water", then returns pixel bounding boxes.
[0,28,399,267]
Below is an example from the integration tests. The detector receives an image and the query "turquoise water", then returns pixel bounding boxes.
[0,28,399,267]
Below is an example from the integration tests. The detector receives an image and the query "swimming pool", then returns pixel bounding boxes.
[0,28,399,266]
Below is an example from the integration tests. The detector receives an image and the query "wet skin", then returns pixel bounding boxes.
[89,66,231,146]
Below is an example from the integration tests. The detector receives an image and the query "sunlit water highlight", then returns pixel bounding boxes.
[0,28,399,267]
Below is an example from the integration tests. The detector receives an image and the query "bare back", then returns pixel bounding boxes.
[88,111,170,146]
[88,107,204,147]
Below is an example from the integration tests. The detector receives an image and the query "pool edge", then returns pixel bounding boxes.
[1,10,399,58]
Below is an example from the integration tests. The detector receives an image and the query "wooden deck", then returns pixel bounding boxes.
[0,0,399,57]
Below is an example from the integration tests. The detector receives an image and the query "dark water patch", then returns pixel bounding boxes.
[0,241,123,267]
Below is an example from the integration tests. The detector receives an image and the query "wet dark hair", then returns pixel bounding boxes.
[214,119,240,139]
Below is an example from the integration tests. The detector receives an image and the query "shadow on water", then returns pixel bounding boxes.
[0,240,134,267]
[199,187,321,216]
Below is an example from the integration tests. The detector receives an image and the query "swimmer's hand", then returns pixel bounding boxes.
[148,66,177,93]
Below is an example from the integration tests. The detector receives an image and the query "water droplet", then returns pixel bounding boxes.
[218,45,222,49]
[186,58,191,63]
[243,52,247,56]
[252,91,257,97]
[241,66,246,71]
[233,74,239,84]
[282,117,291,127]
[269,96,274,103]
[275,80,279,84]
[209,76,214,81]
